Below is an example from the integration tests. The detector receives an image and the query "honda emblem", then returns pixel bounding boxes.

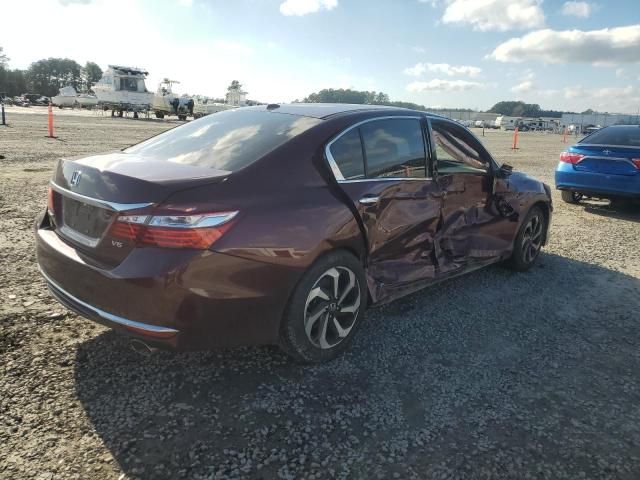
[70,171,82,187]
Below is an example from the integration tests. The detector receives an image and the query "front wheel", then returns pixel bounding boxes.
[507,206,546,272]
[280,251,366,363]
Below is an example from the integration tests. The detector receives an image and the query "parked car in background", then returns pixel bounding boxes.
[36,104,552,362]
[555,125,640,204]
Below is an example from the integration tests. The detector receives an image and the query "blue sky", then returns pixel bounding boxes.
[3,0,640,112]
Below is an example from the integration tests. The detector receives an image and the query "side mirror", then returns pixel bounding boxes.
[496,163,513,178]
[492,163,513,196]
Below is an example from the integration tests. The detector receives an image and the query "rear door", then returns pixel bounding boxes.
[326,116,443,303]
[428,119,512,272]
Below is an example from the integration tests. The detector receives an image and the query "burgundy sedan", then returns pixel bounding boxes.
[36,104,552,362]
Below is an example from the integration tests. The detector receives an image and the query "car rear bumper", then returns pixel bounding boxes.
[36,220,302,350]
[555,162,640,198]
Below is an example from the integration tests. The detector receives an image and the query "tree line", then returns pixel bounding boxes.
[0,47,103,98]
[299,88,598,117]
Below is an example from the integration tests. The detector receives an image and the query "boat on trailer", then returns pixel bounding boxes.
[51,86,78,108]
[92,65,154,115]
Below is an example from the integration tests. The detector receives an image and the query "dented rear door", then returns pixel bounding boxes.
[326,116,443,303]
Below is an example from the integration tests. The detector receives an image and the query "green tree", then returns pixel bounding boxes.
[228,80,243,92]
[26,58,82,96]
[81,61,102,92]
[0,47,8,68]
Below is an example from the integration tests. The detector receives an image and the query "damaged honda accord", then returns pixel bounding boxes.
[36,104,552,362]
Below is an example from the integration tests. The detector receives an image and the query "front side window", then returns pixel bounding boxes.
[431,120,489,174]
[360,119,426,178]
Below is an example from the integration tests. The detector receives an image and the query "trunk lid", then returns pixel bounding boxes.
[571,145,640,176]
[50,152,231,266]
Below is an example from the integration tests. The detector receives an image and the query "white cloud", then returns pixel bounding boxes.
[279,0,337,16]
[412,46,427,54]
[406,79,483,92]
[403,63,427,77]
[442,0,545,32]
[615,68,626,78]
[561,1,591,18]
[403,62,481,77]
[511,80,535,93]
[58,0,93,4]
[489,25,640,65]
[563,84,640,112]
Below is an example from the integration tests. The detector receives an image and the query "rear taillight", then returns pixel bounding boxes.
[109,211,238,249]
[559,152,585,164]
[632,158,640,169]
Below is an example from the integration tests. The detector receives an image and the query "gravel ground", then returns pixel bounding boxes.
[1,110,639,480]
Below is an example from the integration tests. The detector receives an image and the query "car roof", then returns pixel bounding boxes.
[243,103,436,119]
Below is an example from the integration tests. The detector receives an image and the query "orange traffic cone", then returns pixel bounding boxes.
[48,103,55,138]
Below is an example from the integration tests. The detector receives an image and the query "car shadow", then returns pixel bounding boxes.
[582,199,640,223]
[74,252,640,479]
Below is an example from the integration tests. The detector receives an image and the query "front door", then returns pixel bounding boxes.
[327,117,443,303]
[428,119,512,273]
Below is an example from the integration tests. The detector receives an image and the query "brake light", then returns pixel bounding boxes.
[109,211,238,249]
[632,158,640,169]
[559,152,585,164]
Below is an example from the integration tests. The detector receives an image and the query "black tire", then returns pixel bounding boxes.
[561,190,582,204]
[178,114,187,121]
[155,112,164,119]
[280,250,367,363]
[507,206,546,272]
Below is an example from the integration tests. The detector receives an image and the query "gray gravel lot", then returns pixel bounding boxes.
[1,110,639,480]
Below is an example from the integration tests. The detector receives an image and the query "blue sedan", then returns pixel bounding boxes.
[555,125,640,204]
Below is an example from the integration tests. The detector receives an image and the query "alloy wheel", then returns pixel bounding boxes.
[521,213,544,264]
[303,266,361,349]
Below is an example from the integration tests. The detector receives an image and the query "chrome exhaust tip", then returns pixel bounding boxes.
[130,339,157,356]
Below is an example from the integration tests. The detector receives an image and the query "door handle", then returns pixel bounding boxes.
[359,195,380,205]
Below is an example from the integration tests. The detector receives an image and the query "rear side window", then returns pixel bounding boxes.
[329,129,365,179]
[125,110,321,171]
[360,119,426,178]
[580,127,640,147]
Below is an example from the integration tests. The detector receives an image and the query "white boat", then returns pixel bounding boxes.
[51,86,78,108]
[76,94,98,108]
[92,65,154,111]
[152,79,194,119]
[192,96,235,118]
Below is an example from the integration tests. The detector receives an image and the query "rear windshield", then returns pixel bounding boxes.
[125,110,322,171]
[580,126,640,147]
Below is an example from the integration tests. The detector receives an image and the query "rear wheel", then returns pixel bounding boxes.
[280,251,366,363]
[155,111,164,119]
[561,190,583,204]
[507,206,546,272]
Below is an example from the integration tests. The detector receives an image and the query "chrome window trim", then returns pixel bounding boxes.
[39,266,179,334]
[50,181,154,212]
[325,115,433,183]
